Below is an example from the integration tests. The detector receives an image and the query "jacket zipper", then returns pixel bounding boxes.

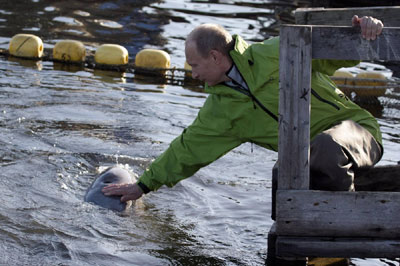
[249,91,278,121]
[311,89,340,110]
[226,64,278,122]
[229,85,278,122]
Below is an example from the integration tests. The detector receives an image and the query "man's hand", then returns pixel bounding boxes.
[352,15,384,41]
[102,182,144,202]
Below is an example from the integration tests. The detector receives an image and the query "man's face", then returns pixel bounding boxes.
[185,41,225,86]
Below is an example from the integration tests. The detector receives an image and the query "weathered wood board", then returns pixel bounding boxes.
[311,26,400,61]
[356,164,400,191]
[281,25,400,61]
[278,25,311,190]
[277,236,400,258]
[276,190,400,238]
[295,6,400,27]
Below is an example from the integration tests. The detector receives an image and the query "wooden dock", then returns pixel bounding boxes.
[267,10,400,265]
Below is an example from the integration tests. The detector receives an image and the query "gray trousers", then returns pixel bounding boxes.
[310,120,382,191]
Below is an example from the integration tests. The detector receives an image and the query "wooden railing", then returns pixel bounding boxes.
[274,25,400,258]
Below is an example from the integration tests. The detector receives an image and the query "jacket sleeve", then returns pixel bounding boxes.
[312,59,360,76]
[138,97,243,191]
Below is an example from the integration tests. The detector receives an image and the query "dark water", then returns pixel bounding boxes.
[0,1,399,265]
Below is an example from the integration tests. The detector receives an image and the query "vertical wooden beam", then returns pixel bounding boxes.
[278,25,312,190]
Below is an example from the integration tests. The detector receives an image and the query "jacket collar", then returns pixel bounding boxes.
[204,35,254,97]
[232,34,249,55]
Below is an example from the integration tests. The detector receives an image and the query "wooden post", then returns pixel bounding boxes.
[268,25,312,266]
[278,25,312,190]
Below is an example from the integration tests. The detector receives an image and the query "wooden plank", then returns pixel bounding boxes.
[276,236,400,258]
[278,25,311,190]
[267,223,308,265]
[295,6,400,27]
[311,26,400,61]
[355,164,400,191]
[276,190,400,238]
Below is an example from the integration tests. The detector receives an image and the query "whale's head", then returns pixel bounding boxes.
[84,167,135,211]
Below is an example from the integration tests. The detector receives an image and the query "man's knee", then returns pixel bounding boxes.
[310,133,344,165]
[310,133,354,191]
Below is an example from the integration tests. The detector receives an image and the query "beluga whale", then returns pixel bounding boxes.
[84,167,135,211]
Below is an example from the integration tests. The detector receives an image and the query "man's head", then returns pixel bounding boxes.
[185,24,234,86]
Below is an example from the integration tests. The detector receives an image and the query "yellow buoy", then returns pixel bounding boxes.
[332,70,354,86]
[184,61,192,78]
[332,70,356,96]
[9,34,44,58]
[355,72,386,86]
[53,40,86,63]
[354,71,387,97]
[135,49,170,69]
[184,61,191,71]
[95,44,129,65]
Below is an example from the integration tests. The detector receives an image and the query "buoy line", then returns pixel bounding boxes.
[0,46,201,87]
[1,33,202,88]
[332,69,400,98]
[331,77,400,88]
[2,34,400,94]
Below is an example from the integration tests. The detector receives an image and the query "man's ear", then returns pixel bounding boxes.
[209,49,223,65]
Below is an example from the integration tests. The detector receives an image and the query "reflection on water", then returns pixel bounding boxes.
[7,56,43,70]
[53,61,84,73]
[93,69,128,84]
[0,1,399,266]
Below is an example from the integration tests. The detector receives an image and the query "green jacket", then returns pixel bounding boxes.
[138,35,382,191]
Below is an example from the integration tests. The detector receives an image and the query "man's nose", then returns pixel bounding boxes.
[191,71,199,79]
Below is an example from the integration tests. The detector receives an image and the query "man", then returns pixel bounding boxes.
[103,15,384,201]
